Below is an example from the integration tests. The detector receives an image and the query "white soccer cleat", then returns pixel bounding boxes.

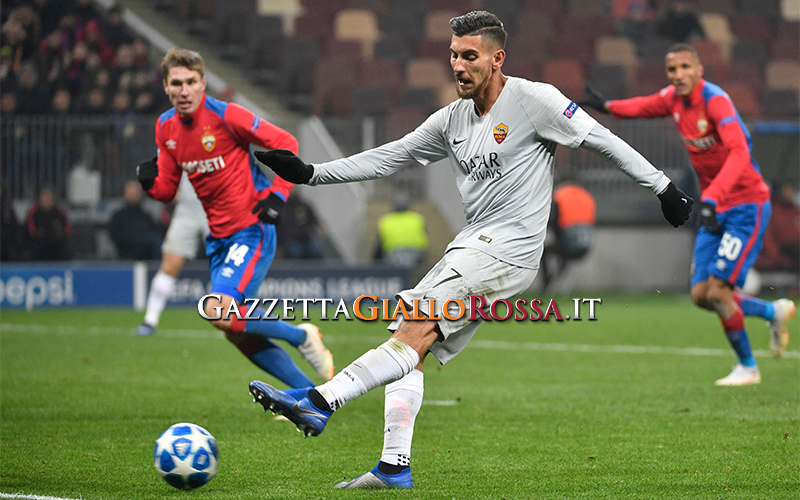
[714,364,761,386]
[768,299,795,360]
[297,323,334,381]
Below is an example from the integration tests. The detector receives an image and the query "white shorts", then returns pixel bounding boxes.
[388,247,538,364]
[161,199,210,259]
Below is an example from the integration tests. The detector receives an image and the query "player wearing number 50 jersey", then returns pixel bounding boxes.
[136,48,333,390]
[581,43,796,386]
[247,11,693,489]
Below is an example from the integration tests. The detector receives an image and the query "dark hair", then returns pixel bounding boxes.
[449,11,507,49]
[666,42,700,61]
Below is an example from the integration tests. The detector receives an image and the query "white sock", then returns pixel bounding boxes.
[316,338,420,411]
[143,271,176,326]
[380,369,424,467]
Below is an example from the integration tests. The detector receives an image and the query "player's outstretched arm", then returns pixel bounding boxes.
[581,123,693,227]
[254,150,314,185]
[257,112,448,187]
[657,182,694,227]
[578,83,609,114]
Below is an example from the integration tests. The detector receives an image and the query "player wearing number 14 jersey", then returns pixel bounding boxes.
[580,43,795,385]
[137,48,333,389]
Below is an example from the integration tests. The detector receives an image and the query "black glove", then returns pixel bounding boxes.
[252,192,285,225]
[697,201,721,234]
[254,149,314,185]
[657,182,694,227]
[136,156,158,191]
[578,83,609,114]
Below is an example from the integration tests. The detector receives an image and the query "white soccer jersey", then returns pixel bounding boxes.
[311,77,668,269]
[161,171,209,259]
[175,171,203,207]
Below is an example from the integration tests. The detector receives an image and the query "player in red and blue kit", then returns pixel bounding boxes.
[581,43,795,386]
[136,48,334,390]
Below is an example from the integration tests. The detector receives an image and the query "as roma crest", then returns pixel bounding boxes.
[201,127,216,152]
[493,123,508,144]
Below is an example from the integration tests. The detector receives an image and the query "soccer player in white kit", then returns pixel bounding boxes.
[249,11,694,489]
[137,172,209,336]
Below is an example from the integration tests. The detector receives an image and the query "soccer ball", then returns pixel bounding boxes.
[154,423,219,489]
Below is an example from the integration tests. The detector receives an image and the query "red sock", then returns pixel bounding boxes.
[224,331,268,357]
[720,306,745,333]
[227,314,246,334]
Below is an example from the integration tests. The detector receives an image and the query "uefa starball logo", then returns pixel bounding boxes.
[563,101,578,119]
[198,295,601,322]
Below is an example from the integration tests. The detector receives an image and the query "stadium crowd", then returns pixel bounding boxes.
[0,0,797,278]
[1,0,168,116]
[221,0,799,121]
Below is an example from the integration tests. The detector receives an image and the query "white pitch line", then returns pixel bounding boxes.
[0,493,90,500]
[468,339,800,359]
[423,399,458,406]
[1,323,798,360]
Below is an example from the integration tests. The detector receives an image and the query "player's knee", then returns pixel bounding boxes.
[703,286,732,317]
[161,254,184,276]
[202,300,231,331]
[690,285,710,309]
[705,280,731,305]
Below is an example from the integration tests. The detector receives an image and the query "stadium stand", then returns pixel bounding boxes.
[379,8,425,41]
[101,0,800,130]
[1,0,798,265]
[334,8,380,59]
[542,59,585,99]
[244,15,285,81]
[698,12,734,60]
[359,58,403,94]
[698,0,737,17]
[323,39,363,65]
[587,63,628,100]
[373,32,415,64]
[4,0,798,137]
[405,57,451,92]
[415,36,449,59]
[294,8,334,41]
[766,60,800,92]
[424,10,459,41]
[255,0,302,35]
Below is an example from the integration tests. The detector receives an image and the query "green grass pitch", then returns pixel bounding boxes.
[1,293,798,499]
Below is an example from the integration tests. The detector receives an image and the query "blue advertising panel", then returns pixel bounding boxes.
[0,261,408,309]
[0,263,134,309]
[156,262,409,306]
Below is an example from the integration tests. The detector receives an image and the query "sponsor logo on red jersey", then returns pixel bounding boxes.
[181,155,226,174]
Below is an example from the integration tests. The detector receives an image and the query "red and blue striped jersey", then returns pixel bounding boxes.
[147,93,298,238]
[607,79,769,212]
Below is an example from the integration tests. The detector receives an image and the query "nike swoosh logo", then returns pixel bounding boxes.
[292,402,323,417]
[431,268,463,289]
[452,138,467,145]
